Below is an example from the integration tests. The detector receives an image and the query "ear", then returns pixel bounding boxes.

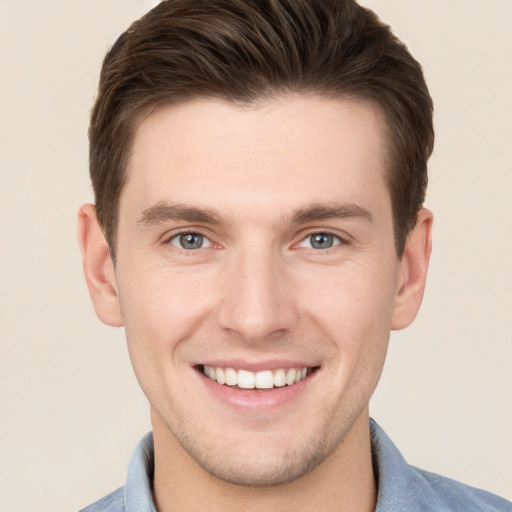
[391,208,433,330]
[77,204,123,327]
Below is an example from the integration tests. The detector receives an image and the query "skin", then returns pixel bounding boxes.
[79,95,432,512]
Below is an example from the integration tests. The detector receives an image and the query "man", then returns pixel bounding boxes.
[78,0,511,510]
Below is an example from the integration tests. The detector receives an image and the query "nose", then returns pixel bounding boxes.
[215,246,299,343]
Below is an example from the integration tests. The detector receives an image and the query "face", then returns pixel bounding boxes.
[94,96,418,486]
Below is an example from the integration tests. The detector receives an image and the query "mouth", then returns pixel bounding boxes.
[199,364,319,391]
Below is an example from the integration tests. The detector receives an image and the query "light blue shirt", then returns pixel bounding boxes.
[80,419,511,511]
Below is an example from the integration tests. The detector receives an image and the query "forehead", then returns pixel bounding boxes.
[124,95,390,219]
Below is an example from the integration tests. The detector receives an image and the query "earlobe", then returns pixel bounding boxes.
[391,208,433,330]
[77,204,123,327]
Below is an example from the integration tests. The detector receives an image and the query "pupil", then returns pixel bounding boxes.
[311,233,333,249]
[180,233,203,249]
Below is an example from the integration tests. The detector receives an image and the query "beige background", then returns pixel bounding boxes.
[0,1,510,510]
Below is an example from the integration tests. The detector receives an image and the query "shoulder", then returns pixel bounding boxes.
[412,467,511,512]
[370,419,511,511]
[79,487,125,512]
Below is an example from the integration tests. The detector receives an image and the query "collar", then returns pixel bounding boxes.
[370,418,431,511]
[124,432,156,512]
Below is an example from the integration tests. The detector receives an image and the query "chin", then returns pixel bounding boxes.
[190,444,328,487]
[170,418,344,488]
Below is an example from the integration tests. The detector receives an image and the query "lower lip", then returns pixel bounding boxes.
[197,368,319,411]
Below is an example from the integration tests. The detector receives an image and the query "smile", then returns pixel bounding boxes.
[202,365,313,390]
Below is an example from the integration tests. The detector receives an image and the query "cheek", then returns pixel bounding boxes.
[300,261,398,334]
[117,268,215,412]
[117,264,217,365]
[297,260,397,386]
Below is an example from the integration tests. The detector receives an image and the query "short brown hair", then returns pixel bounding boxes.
[89,0,433,258]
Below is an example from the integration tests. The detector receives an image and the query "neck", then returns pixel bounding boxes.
[152,409,377,512]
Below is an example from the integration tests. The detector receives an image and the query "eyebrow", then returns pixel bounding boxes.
[291,203,373,224]
[136,200,373,228]
[137,202,223,226]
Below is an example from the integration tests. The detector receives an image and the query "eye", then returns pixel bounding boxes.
[169,232,212,250]
[298,232,341,250]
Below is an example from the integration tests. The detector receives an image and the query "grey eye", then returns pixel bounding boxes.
[170,233,211,250]
[298,232,341,250]
[310,233,335,249]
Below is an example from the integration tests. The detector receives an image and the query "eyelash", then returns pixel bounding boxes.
[163,229,348,253]
[164,230,214,251]
[295,230,347,253]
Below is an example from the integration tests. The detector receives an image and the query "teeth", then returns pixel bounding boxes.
[285,369,296,385]
[255,370,273,389]
[203,365,311,389]
[225,367,237,386]
[238,369,255,389]
[216,367,226,385]
[274,369,286,387]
